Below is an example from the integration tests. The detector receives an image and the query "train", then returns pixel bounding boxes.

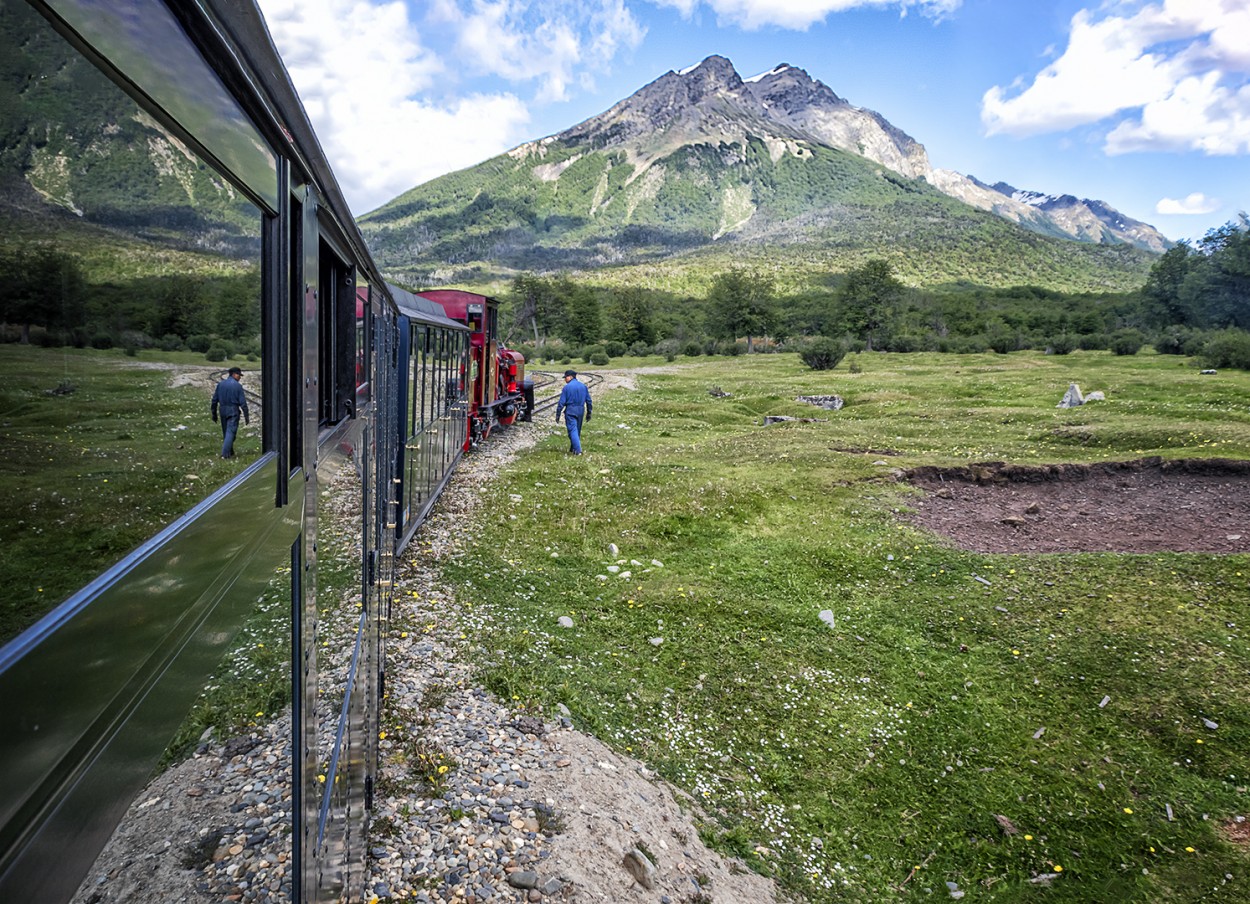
[0,2,533,902]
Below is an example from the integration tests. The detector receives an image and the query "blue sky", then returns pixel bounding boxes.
[256,0,1249,244]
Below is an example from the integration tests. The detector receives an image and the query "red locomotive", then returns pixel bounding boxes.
[418,289,534,449]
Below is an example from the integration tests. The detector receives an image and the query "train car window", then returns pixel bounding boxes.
[316,239,355,427]
[354,285,369,401]
[0,1,265,646]
[37,0,278,209]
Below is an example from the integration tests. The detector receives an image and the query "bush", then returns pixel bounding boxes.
[1078,333,1107,351]
[884,333,931,353]
[627,341,650,357]
[1108,328,1145,356]
[604,341,627,357]
[1202,329,1250,370]
[589,351,609,366]
[1048,334,1077,355]
[91,332,114,349]
[159,333,185,352]
[799,337,847,371]
[205,344,229,362]
[1182,333,1210,357]
[187,334,212,353]
[682,341,702,357]
[654,339,681,358]
[580,344,607,364]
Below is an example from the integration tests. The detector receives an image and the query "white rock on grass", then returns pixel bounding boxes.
[558,616,574,628]
[819,610,836,629]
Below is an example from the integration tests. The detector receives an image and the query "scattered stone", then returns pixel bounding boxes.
[1085,391,1105,402]
[796,394,844,411]
[1099,695,1111,708]
[1204,719,1220,730]
[1001,514,1026,526]
[1033,727,1046,740]
[761,415,827,425]
[1057,383,1084,408]
[1029,872,1063,885]
[622,847,657,889]
[818,609,836,630]
[558,616,574,629]
[1201,369,1217,375]
[994,814,1019,835]
[608,543,619,556]
[507,871,539,890]
[708,386,732,397]
[946,879,966,899]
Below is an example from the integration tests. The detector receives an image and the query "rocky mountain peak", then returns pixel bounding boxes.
[744,62,847,115]
[675,54,743,97]
[542,53,1165,252]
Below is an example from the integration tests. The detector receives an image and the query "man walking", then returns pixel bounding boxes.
[211,366,250,459]
[554,369,592,456]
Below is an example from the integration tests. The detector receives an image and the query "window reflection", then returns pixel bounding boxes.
[0,2,264,644]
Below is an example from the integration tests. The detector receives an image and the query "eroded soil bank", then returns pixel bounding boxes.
[903,457,1250,554]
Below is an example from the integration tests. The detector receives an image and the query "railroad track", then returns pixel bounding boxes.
[529,370,603,418]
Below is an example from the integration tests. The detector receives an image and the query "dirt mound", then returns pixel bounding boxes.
[903,457,1250,554]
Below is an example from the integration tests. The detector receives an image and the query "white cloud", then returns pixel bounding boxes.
[257,0,644,212]
[982,1,1250,157]
[649,0,960,30]
[443,1,645,102]
[1156,192,1222,215]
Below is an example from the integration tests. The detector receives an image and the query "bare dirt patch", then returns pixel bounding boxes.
[903,457,1250,554]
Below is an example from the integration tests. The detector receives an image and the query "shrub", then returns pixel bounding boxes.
[187,334,212,353]
[580,345,608,363]
[590,351,609,366]
[205,344,228,362]
[604,341,627,357]
[1182,333,1210,357]
[159,333,185,352]
[627,341,650,357]
[682,341,702,357]
[1078,333,1107,351]
[799,337,847,371]
[654,339,681,358]
[1108,328,1145,356]
[1048,334,1077,355]
[91,332,114,349]
[1202,329,1250,370]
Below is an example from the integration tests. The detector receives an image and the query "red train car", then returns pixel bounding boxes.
[418,289,533,448]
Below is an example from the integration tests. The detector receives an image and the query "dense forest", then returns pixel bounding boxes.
[499,216,1250,369]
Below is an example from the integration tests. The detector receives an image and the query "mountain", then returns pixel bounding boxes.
[359,56,1160,293]
[928,173,1169,253]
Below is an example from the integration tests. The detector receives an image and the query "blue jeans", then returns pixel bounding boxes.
[565,414,583,455]
[220,415,240,458]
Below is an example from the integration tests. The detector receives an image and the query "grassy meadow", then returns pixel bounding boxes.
[442,350,1250,902]
[0,343,260,643]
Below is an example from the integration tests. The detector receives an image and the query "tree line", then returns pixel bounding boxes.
[0,244,261,359]
[505,217,1250,369]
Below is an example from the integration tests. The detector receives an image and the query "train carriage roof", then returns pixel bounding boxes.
[416,289,500,322]
[388,284,469,331]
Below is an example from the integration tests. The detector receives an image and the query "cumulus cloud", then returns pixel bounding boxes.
[982,1,1250,157]
[649,0,960,31]
[1156,192,1222,215]
[257,0,643,212]
[439,0,645,102]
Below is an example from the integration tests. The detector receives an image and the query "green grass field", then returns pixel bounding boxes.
[443,350,1250,902]
[0,344,260,643]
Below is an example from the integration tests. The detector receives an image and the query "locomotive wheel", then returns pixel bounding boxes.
[498,412,517,426]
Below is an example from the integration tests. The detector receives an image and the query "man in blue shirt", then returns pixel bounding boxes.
[210,366,250,459]
[555,369,592,455]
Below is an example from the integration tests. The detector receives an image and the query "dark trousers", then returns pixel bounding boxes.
[565,414,583,455]
[220,414,240,458]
